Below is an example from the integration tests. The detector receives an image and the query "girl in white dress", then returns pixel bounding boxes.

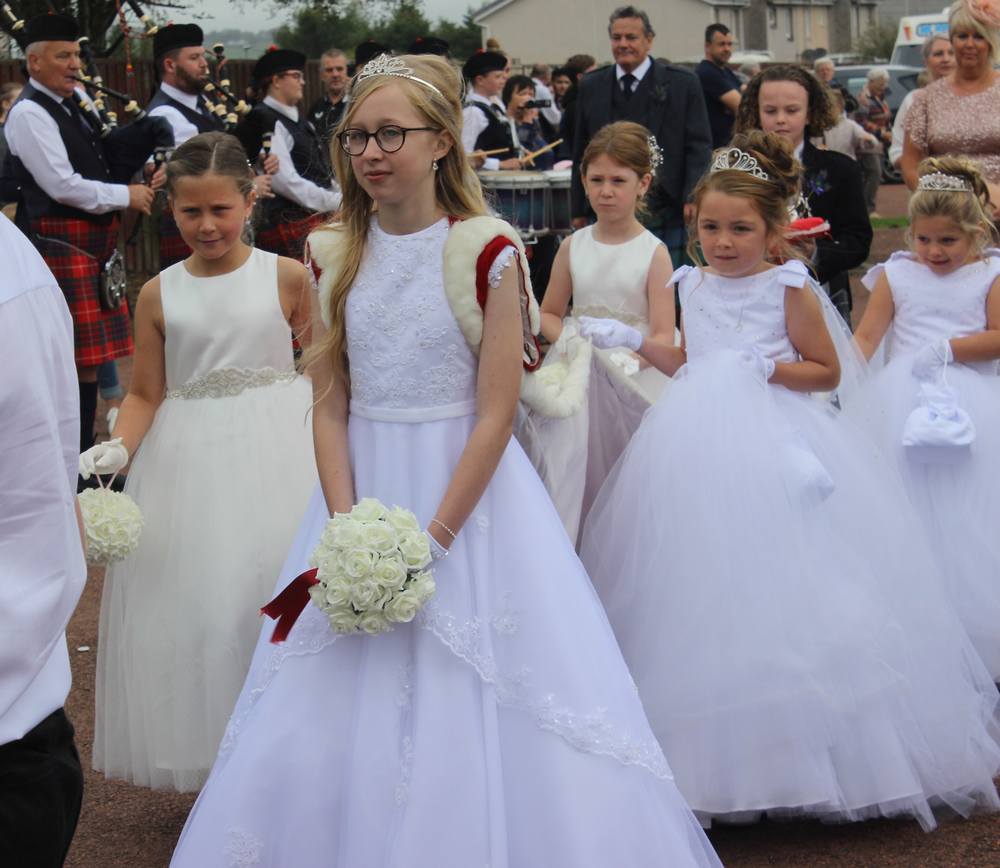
[526,122,673,541]
[579,131,1000,829]
[79,133,317,792]
[170,55,721,868]
[853,156,1000,677]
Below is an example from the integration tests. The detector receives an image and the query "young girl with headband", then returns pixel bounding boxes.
[853,156,1000,677]
[79,132,318,791]
[579,131,1000,829]
[170,55,721,867]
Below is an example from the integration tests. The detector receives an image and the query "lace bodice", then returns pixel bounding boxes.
[161,249,294,390]
[569,226,663,332]
[346,218,479,415]
[674,262,804,364]
[866,250,1000,374]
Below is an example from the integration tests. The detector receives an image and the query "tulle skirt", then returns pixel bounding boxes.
[581,350,1000,829]
[170,410,720,867]
[852,354,1000,677]
[93,378,317,792]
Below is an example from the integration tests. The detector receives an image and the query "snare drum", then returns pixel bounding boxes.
[543,169,572,234]
[478,171,549,240]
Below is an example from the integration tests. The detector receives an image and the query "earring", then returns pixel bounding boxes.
[432,159,439,172]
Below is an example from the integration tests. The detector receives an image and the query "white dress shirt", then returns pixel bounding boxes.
[0,216,86,746]
[462,92,512,171]
[263,96,341,214]
[5,78,130,214]
[615,56,653,94]
[531,78,562,128]
[148,81,205,148]
[890,89,916,169]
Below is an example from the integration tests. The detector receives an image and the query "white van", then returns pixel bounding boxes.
[891,9,949,67]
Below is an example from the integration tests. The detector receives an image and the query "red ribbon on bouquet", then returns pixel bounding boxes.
[260,568,320,644]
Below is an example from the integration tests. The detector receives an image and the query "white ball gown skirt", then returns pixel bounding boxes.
[170,411,721,867]
[581,350,1000,829]
[94,378,317,792]
[851,353,1000,677]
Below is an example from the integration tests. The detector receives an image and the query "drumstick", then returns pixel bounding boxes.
[468,147,510,158]
[522,139,563,167]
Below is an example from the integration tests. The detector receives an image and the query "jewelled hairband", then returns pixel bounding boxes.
[354,53,443,98]
[917,172,973,193]
[710,147,771,181]
[647,135,664,171]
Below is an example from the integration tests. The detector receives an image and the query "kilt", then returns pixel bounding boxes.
[158,207,191,269]
[255,211,330,261]
[31,216,132,369]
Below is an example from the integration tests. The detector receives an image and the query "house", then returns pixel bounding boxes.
[472,0,878,66]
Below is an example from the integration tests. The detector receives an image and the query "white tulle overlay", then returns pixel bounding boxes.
[170,218,721,867]
[518,226,670,542]
[850,251,1000,676]
[94,250,317,791]
[581,262,1000,829]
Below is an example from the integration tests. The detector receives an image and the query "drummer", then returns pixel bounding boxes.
[461,49,523,170]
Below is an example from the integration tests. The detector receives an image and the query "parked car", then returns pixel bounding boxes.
[831,64,923,183]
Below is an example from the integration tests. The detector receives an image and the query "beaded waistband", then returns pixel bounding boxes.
[572,305,648,328]
[166,366,298,400]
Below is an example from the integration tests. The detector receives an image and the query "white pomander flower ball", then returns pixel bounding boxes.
[77,488,144,564]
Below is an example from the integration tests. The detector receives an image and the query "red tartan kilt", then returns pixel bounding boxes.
[158,208,191,269]
[32,216,133,369]
[255,212,331,261]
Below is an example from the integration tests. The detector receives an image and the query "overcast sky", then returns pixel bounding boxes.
[197,0,478,33]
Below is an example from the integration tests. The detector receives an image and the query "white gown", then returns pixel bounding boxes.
[852,250,1000,677]
[170,218,721,868]
[581,260,1000,829]
[94,249,317,792]
[521,225,670,542]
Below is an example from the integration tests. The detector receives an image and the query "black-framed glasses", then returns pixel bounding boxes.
[338,125,439,156]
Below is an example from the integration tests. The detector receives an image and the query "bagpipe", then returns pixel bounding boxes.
[203,42,250,132]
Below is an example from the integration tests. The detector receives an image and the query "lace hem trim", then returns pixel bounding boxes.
[165,366,298,400]
[572,304,647,328]
[488,245,518,289]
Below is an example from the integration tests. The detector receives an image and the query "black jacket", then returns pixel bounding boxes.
[801,141,872,286]
[572,61,711,228]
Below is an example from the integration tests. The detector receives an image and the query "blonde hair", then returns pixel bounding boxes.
[581,121,656,216]
[908,156,998,255]
[949,1,1000,60]
[305,54,488,387]
[687,130,803,266]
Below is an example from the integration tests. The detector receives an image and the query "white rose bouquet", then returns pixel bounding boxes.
[77,488,144,564]
[307,498,436,635]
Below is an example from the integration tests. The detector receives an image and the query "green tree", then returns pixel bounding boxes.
[856,18,898,62]
[274,3,371,58]
[434,10,481,61]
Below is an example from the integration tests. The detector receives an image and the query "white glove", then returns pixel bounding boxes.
[578,316,643,352]
[79,437,129,480]
[912,339,953,381]
[425,530,449,561]
[741,347,776,385]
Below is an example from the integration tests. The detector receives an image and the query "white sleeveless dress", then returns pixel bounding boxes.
[852,250,1000,676]
[521,225,670,542]
[170,218,721,868]
[93,249,317,792]
[581,261,1000,829]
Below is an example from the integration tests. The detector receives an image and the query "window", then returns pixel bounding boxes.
[786,7,794,41]
[768,4,777,29]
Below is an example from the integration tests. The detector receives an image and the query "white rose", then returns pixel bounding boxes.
[351,498,387,523]
[322,582,352,610]
[356,521,398,556]
[372,556,407,591]
[383,588,422,624]
[308,583,328,611]
[409,572,436,603]
[348,578,382,611]
[358,610,391,634]
[328,605,361,633]
[398,532,432,570]
[330,521,363,550]
[314,549,344,582]
[386,507,421,534]
[341,548,377,579]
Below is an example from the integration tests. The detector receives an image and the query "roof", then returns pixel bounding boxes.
[473,0,519,23]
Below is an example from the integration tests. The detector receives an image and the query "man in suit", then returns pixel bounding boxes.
[572,5,712,266]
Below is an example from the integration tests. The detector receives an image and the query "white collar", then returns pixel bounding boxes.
[160,81,201,111]
[29,77,70,104]
[468,91,504,110]
[794,141,805,161]
[615,57,652,82]
[264,95,299,123]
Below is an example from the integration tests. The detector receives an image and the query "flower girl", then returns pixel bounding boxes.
[853,156,1000,677]
[170,55,720,867]
[80,133,317,791]
[523,121,674,541]
[579,131,1000,829]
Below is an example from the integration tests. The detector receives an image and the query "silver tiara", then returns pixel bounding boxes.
[647,135,663,172]
[917,172,973,193]
[710,147,771,181]
[354,54,443,98]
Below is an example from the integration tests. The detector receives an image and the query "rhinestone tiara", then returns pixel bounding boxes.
[353,53,443,98]
[647,135,663,171]
[917,172,973,193]
[710,147,771,181]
